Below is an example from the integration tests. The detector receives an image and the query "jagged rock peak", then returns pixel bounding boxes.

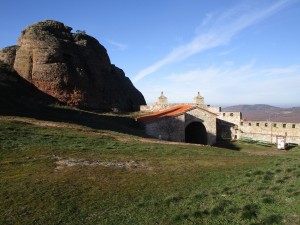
[23,20,72,32]
[0,20,145,111]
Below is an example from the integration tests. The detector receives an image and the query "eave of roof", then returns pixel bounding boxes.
[137,104,217,123]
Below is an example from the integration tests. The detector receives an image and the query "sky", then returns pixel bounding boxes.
[1,0,300,107]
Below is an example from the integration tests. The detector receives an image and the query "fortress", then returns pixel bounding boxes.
[137,92,300,146]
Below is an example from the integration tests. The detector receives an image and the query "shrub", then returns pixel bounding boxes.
[75,30,86,35]
[253,170,264,175]
[164,195,183,206]
[193,192,208,200]
[193,211,202,218]
[263,173,274,182]
[173,213,189,221]
[262,196,275,204]
[241,203,260,220]
[264,214,283,224]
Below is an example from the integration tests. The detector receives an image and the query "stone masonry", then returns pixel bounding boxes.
[139,92,300,145]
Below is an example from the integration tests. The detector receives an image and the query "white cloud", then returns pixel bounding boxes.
[260,65,300,77]
[106,39,128,51]
[166,60,257,84]
[132,0,292,83]
[200,12,216,27]
[218,48,238,56]
[163,62,300,106]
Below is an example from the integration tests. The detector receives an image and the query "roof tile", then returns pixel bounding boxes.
[137,105,195,123]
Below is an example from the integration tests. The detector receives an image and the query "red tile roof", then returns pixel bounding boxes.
[137,105,195,123]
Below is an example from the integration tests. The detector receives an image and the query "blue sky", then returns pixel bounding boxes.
[1,0,300,107]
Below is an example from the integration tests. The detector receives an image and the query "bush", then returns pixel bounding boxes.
[262,196,275,204]
[241,203,260,220]
[75,30,86,35]
[264,214,283,224]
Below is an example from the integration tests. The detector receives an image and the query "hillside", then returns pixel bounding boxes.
[1,116,300,225]
[223,104,280,112]
[223,104,300,123]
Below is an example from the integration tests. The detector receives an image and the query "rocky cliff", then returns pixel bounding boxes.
[0,60,58,115]
[0,20,145,111]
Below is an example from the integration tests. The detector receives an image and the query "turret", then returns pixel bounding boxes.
[193,91,204,105]
[157,91,168,104]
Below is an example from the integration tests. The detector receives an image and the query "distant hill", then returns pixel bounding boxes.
[222,104,300,123]
[223,104,280,112]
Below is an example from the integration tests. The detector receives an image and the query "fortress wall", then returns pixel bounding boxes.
[217,112,242,126]
[206,106,221,114]
[239,120,300,144]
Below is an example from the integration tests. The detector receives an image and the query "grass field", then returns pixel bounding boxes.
[1,116,300,225]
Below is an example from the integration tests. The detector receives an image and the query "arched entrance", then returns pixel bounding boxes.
[185,122,207,144]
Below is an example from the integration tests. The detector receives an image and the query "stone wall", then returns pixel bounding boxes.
[143,108,217,145]
[218,112,242,126]
[144,115,185,142]
[141,100,300,145]
[216,111,241,140]
[207,106,221,114]
[239,120,300,144]
[216,111,300,144]
[185,108,217,145]
[140,103,183,112]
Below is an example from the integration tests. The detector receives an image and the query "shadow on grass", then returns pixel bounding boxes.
[0,68,147,137]
[0,102,146,137]
[285,144,298,150]
[214,140,241,151]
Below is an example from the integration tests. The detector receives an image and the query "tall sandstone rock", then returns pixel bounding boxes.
[0,20,145,111]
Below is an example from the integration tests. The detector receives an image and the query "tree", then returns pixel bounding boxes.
[75,30,86,35]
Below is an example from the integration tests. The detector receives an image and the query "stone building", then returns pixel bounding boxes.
[238,120,300,144]
[140,92,220,114]
[138,92,300,146]
[217,111,300,145]
[217,112,242,140]
[138,94,218,145]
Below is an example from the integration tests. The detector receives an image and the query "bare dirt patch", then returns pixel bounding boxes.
[54,156,150,171]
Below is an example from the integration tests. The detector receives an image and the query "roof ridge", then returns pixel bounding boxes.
[137,104,195,123]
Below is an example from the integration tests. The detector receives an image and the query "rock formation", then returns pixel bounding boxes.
[0,20,145,111]
[0,60,57,114]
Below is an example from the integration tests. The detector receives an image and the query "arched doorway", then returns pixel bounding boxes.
[185,122,207,144]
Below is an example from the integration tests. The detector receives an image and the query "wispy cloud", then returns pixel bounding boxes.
[106,39,128,51]
[261,65,300,77]
[163,62,300,105]
[218,48,238,56]
[132,0,292,83]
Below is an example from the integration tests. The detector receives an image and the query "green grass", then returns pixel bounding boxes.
[1,118,300,225]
